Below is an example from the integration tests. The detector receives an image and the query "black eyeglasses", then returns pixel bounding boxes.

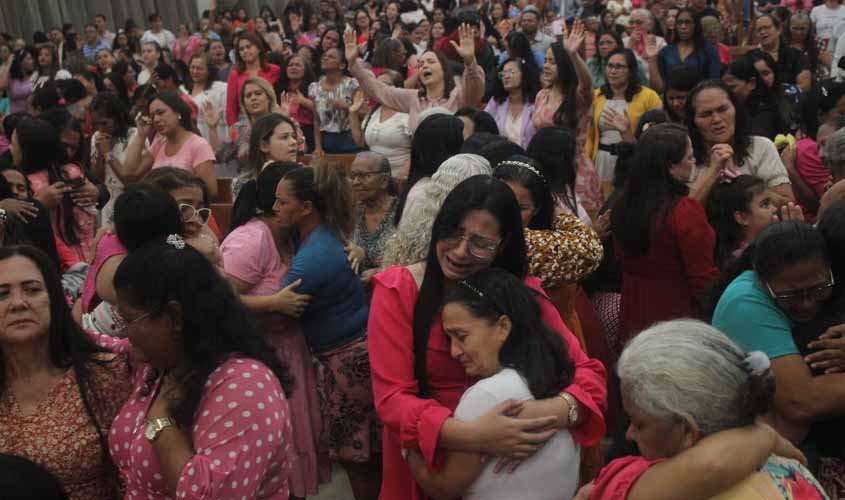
[765,270,836,307]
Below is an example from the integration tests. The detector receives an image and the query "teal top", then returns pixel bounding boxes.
[712,270,799,360]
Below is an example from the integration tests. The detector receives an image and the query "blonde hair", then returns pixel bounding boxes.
[240,76,280,119]
[382,154,492,266]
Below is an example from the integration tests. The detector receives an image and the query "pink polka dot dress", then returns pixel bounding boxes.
[96,334,295,500]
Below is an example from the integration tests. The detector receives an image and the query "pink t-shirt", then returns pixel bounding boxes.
[221,219,286,296]
[149,133,216,172]
[81,234,127,314]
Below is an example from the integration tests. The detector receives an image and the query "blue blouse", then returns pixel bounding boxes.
[656,42,722,82]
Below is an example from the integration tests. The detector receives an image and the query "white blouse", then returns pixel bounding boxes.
[182,81,229,148]
[363,106,412,177]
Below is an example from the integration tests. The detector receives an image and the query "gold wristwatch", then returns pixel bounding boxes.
[145,417,176,442]
[558,392,580,427]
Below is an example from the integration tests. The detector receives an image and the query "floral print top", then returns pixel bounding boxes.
[524,212,604,289]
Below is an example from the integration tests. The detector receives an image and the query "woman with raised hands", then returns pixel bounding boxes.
[345,24,485,134]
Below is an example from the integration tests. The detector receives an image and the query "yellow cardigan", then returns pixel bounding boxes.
[585,86,664,160]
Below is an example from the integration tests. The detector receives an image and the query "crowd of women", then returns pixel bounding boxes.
[1,0,845,498]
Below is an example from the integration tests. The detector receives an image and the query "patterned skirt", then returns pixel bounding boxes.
[313,334,382,463]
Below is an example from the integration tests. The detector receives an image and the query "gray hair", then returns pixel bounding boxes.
[824,127,845,179]
[353,151,391,174]
[630,8,654,30]
[618,320,774,436]
[382,154,492,266]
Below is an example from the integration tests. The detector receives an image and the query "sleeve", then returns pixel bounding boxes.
[86,328,132,354]
[795,141,832,197]
[349,59,418,113]
[453,386,502,421]
[279,238,334,295]
[226,70,240,126]
[220,227,263,287]
[174,361,293,500]
[190,136,217,167]
[590,456,660,500]
[751,137,791,187]
[458,60,486,109]
[712,280,799,359]
[706,44,722,79]
[657,46,670,81]
[524,212,604,288]
[368,267,453,467]
[530,279,607,445]
[833,33,845,80]
[671,198,719,297]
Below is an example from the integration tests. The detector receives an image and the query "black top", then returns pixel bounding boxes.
[776,43,810,87]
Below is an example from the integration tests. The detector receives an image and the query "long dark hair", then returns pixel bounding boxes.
[247,114,298,180]
[0,245,117,485]
[395,113,465,224]
[685,80,754,167]
[231,161,300,231]
[547,42,579,129]
[491,56,540,104]
[413,176,526,397]
[709,221,829,315]
[705,175,767,268]
[90,91,132,142]
[275,54,316,100]
[113,240,294,426]
[611,122,690,256]
[443,267,574,398]
[14,118,81,247]
[675,7,706,49]
[784,11,819,74]
[599,48,642,102]
[234,31,271,74]
[527,127,578,215]
[183,53,220,93]
[282,161,354,241]
[494,154,554,230]
[9,46,37,80]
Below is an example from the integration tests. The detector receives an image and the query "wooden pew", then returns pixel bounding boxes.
[298,153,358,170]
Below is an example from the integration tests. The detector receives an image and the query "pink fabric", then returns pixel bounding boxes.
[796,138,832,218]
[27,166,95,265]
[173,36,203,65]
[220,219,332,497]
[590,456,661,500]
[225,64,282,126]
[368,266,608,500]
[100,330,295,500]
[80,234,127,314]
[149,133,216,172]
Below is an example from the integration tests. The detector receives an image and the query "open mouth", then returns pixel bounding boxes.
[421,69,433,79]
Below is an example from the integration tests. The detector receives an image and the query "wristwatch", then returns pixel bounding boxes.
[145,417,176,442]
[558,391,580,427]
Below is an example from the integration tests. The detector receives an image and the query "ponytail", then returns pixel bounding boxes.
[231,162,299,232]
[283,161,354,241]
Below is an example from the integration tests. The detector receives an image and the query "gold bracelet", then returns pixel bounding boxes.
[558,391,580,427]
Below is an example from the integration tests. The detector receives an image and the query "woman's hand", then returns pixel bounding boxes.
[202,99,221,128]
[773,202,804,223]
[349,90,366,114]
[95,132,114,158]
[563,18,585,55]
[601,106,630,134]
[135,112,153,138]
[279,91,294,117]
[644,33,660,61]
[313,147,325,158]
[573,482,594,500]
[36,182,72,209]
[391,24,403,40]
[450,23,477,65]
[270,278,312,317]
[70,179,99,208]
[708,143,734,171]
[0,198,38,222]
[471,400,558,459]
[344,30,360,63]
[806,324,845,374]
[767,423,807,465]
[594,210,611,240]
[345,242,366,273]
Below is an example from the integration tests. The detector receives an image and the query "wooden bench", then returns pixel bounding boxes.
[298,153,358,170]
[214,177,234,204]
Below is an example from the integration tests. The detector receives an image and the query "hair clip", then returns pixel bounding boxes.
[166,234,186,249]
[459,280,486,298]
[497,160,547,184]
[743,351,770,377]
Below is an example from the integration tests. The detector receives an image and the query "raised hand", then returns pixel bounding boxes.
[343,29,360,63]
[135,112,153,138]
[773,202,804,223]
[563,18,585,54]
[202,99,221,128]
[450,23,477,64]
[279,91,294,117]
[644,34,659,61]
[349,89,366,114]
[94,132,114,157]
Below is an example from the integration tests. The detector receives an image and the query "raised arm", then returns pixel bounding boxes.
[451,23,485,108]
[120,117,155,182]
[564,19,593,93]
[345,30,418,113]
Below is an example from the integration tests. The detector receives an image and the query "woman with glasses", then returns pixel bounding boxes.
[611,123,719,341]
[587,30,648,90]
[586,48,662,184]
[484,56,541,148]
[78,184,185,335]
[646,8,721,93]
[712,220,845,472]
[751,14,811,93]
[368,175,607,500]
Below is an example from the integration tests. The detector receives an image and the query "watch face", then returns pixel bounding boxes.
[145,423,157,441]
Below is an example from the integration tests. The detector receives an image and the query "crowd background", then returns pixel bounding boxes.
[0,0,845,498]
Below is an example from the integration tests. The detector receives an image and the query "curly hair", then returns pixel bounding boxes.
[382,154,492,267]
